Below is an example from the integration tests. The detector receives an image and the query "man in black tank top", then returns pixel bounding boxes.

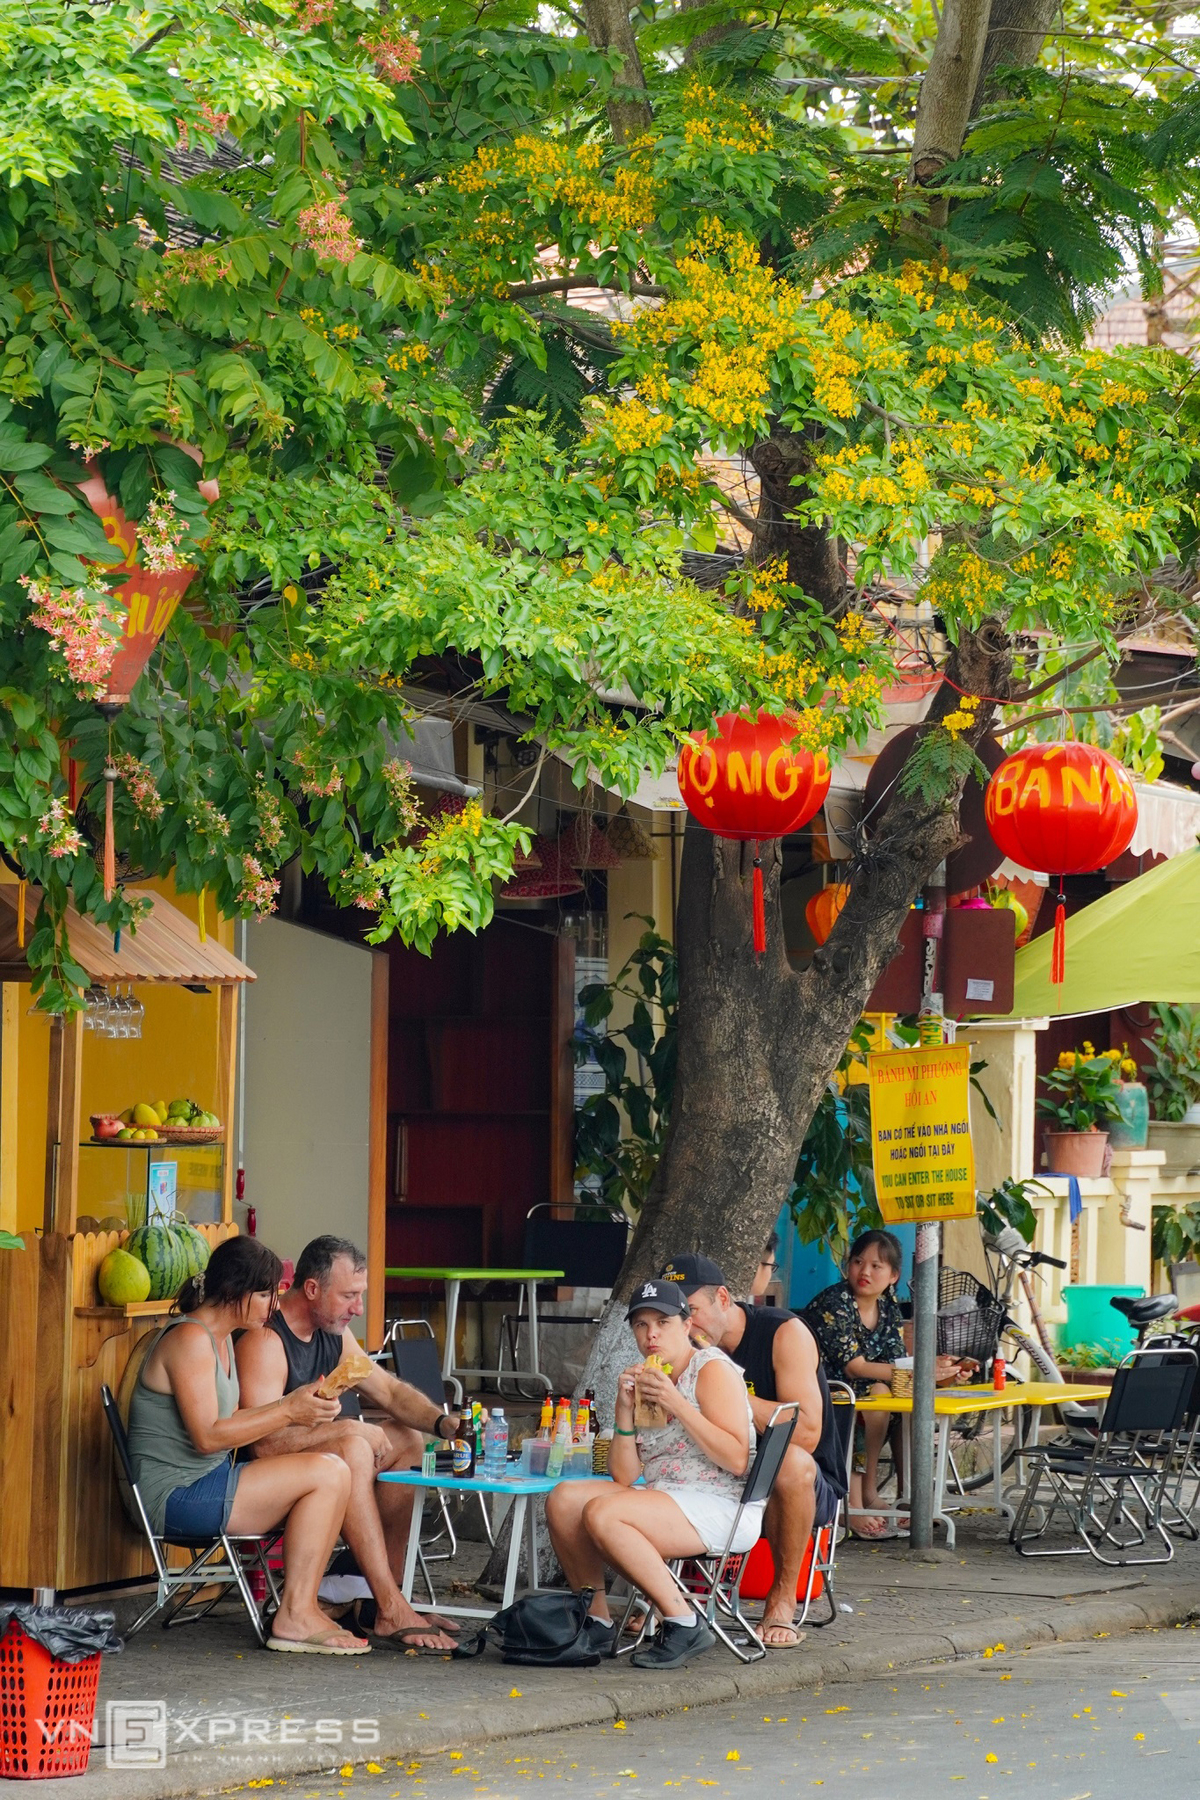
[236,1235,466,1652]
[660,1252,846,1650]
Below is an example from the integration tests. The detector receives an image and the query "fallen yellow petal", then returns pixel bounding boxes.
[510,1689,524,1698]
[985,1753,998,1764]
[726,1751,740,1762]
[1112,1690,1127,1698]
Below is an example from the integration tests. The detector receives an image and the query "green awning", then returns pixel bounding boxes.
[1005,846,1200,1019]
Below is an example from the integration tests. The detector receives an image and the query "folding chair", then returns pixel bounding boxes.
[1009,1346,1197,1566]
[101,1383,281,1645]
[797,1380,856,1627]
[616,1402,800,1664]
[498,1203,629,1399]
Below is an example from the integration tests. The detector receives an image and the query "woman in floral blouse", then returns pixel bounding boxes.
[805,1230,964,1536]
[806,1230,907,1537]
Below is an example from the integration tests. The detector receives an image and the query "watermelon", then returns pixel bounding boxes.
[126,1221,198,1300]
[176,1221,211,1282]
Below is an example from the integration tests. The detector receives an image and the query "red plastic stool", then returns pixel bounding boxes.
[0,1622,101,1778]
[736,1530,829,1602]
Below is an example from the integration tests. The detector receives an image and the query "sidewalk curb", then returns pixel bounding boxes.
[46,1580,1200,1800]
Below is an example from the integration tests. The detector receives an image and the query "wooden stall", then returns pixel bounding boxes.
[0,886,252,1594]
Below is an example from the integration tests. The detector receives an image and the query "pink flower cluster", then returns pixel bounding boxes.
[23,577,118,698]
[382,758,422,834]
[187,799,231,842]
[294,0,335,24]
[37,796,85,861]
[297,199,362,265]
[361,30,420,82]
[254,780,286,852]
[140,492,190,573]
[114,753,165,821]
[239,854,280,918]
[292,746,343,797]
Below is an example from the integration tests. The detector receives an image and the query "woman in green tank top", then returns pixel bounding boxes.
[127,1236,366,1655]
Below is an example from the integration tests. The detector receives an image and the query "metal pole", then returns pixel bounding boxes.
[911,862,947,1550]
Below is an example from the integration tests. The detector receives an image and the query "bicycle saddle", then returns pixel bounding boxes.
[1110,1293,1178,1325]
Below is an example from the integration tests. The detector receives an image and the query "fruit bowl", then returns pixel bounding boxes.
[158,1125,224,1143]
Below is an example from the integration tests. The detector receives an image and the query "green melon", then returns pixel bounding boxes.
[126,1221,194,1300]
[176,1222,211,1282]
[98,1248,152,1307]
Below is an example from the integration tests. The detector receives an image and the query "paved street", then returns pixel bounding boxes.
[277,1627,1200,1800]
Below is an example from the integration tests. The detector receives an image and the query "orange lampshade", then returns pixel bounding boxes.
[805,882,850,945]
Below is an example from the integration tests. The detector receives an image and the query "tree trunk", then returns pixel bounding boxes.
[576,624,1014,1410]
[969,0,1060,115]
[581,0,654,143]
[749,425,845,609]
[909,0,992,225]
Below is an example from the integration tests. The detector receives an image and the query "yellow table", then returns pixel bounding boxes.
[849,1381,1111,1547]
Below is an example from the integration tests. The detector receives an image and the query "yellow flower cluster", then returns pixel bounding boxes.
[923,551,1006,620]
[942,693,980,739]
[450,135,657,237]
[895,262,971,299]
[745,557,788,612]
[585,397,672,456]
[838,612,873,649]
[689,340,771,429]
[679,79,774,156]
[386,342,430,372]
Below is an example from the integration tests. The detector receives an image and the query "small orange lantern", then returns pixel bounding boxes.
[677,711,831,952]
[984,742,1137,985]
[805,881,850,946]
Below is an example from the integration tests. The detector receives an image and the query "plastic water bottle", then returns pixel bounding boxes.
[483,1408,508,1478]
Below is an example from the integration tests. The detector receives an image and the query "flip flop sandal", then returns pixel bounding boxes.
[266,1632,371,1656]
[756,1620,806,1649]
[375,1626,459,1656]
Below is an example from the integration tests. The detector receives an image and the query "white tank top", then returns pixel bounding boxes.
[635,1343,755,1503]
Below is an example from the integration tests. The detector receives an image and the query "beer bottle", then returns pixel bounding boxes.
[452,1401,475,1476]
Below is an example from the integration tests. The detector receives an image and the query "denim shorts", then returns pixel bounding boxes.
[162,1456,242,1539]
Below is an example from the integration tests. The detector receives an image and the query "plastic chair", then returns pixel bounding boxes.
[383,1319,492,1555]
[616,1403,800,1664]
[1009,1345,1197,1565]
[101,1383,281,1644]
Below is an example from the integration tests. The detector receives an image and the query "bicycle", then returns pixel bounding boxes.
[937,1225,1064,1495]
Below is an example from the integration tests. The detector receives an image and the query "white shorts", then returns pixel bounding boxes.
[660,1489,765,1556]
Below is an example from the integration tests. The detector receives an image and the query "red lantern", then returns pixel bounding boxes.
[677,711,831,952]
[805,882,849,946]
[984,743,1137,986]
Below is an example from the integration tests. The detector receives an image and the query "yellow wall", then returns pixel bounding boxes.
[1,876,233,1234]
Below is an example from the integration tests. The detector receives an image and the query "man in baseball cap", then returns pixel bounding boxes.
[659,1250,846,1649]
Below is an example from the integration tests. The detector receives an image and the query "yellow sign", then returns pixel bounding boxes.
[867,1043,976,1223]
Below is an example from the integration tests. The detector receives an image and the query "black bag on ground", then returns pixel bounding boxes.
[453,1588,599,1666]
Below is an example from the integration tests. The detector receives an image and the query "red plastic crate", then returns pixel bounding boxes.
[0,1623,101,1779]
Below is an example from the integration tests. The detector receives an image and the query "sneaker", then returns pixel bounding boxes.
[584,1616,618,1659]
[630,1618,715,1669]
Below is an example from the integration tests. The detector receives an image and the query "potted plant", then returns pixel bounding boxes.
[1143,1004,1200,1175]
[1036,1042,1124,1178]
[1054,1339,1120,1387]
[1151,1200,1200,1281]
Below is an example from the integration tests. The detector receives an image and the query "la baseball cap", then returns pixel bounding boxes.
[659,1253,728,1294]
[625,1280,690,1321]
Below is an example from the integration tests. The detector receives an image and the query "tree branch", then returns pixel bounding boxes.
[506,276,666,299]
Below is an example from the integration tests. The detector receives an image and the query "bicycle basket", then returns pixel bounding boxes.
[937,1268,1005,1364]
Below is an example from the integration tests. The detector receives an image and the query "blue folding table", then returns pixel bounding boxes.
[378,1469,563,1617]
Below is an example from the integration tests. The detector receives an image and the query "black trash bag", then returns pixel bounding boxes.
[0,1603,123,1664]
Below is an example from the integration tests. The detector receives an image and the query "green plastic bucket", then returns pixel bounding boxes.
[1061,1284,1142,1358]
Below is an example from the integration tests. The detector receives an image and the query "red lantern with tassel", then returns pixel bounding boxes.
[677,711,831,953]
[984,742,1137,990]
